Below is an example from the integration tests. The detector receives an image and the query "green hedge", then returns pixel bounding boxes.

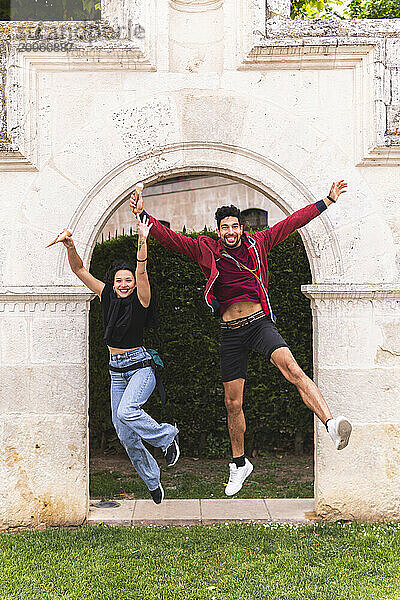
[89,229,313,457]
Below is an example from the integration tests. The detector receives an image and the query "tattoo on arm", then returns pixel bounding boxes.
[138,240,145,251]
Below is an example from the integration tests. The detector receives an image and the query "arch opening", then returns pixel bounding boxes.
[88,172,315,502]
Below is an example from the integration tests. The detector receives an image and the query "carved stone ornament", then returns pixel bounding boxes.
[169,0,223,12]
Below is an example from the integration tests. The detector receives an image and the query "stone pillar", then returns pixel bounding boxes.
[0,288,93,529]
[303,284,400,521]
[169,0,224,73]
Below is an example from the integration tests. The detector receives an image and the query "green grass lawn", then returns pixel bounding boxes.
[1,523,400,599]
[90,453,314,500]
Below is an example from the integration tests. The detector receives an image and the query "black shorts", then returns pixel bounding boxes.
[220,315,288,382]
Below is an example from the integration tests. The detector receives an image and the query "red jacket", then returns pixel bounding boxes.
[144,201,326,319]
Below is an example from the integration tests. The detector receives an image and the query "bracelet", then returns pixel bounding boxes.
[327,195,336,203]
[137,258,148,262]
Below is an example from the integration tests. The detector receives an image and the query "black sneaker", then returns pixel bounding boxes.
[164,431,180,467]
[150,483,164,504]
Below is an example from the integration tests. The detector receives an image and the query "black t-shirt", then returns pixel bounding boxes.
[100,282,148,349]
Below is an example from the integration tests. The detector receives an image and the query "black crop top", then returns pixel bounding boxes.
[101,282,148,349]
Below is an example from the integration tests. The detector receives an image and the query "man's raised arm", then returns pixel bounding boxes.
[130,190,199,261]
[254,180,347,252]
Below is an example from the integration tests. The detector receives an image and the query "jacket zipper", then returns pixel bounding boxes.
[246,236,276,323]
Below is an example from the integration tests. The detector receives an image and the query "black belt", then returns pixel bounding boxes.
[221,310,266,330]
[109,359,166,406]
[109,359,152,373]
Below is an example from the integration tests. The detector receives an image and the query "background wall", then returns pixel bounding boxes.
[97,175,286,240]
[1,0,400,527]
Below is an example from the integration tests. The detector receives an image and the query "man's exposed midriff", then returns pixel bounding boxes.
[222,301,263,322]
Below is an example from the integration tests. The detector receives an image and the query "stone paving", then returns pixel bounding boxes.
[87,498,317,527]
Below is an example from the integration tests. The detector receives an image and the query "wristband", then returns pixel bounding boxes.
[327,195,336,203]
[137,258,148,262]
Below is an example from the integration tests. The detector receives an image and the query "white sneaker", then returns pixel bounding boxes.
[225,458,253,496]
[327,416,352,450]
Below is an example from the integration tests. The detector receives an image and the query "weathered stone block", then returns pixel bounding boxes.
[315,423,400,521]
[314,312,379,369]
[387,104,400,135]
[316,368,400,421]
[30,315,87,365]
[0,316,29,364]
[0,365,87,415]
[0,414,88,529]
[390,68,400,105]
[374,319,400,367]
[181,92,247,147]
[113,95,181,154]
[384,39,400,68]
[334,215,397,284]
[266,0,290,18]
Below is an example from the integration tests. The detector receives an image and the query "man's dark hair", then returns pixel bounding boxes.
[105,260,136,284]
[215,205,243,228]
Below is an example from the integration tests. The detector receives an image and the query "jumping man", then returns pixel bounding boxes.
[130,181,352,496]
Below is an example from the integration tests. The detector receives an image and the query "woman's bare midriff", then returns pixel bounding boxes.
[222,301,263,322]
[108,346,141,355]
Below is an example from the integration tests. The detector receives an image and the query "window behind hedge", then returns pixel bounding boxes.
[242,209,268,230]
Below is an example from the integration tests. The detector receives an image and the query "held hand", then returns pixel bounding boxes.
[328,180,347,202]
[136,213,153,239]
[62,236,74,249]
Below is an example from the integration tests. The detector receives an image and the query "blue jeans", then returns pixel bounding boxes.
[109,347,177,491]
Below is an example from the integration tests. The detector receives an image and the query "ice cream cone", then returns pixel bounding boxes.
[131,182,144,213]
[46,228,72,248]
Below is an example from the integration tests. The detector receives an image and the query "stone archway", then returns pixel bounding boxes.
[2,89,399,528]
[63,138,397,522]
[60,142,344,282]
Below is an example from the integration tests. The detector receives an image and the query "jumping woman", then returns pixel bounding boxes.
[63,213,180,504]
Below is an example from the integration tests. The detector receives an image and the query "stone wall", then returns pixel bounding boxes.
[0,290,91,528]
[0,0,400,527]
